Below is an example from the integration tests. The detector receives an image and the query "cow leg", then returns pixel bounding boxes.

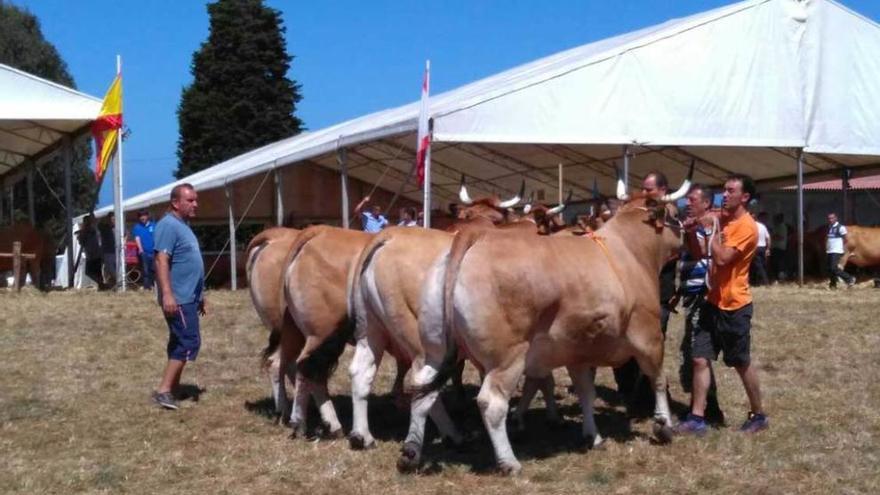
[539,374,561,425]
[391,356,410,411]
[568,365,603,448]
[266,348,287,419]
[311,380,343,439]
[631,344,674,444]
[838,249,853,271]
[274,325,304,423]
[289,376,311,439]
[399,360,440,473]
[349,333,386,450]
[514,374,559,433]
[478,344,528,476]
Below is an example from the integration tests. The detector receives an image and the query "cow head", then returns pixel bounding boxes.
[521,190,571,235]
[455,175,524,225]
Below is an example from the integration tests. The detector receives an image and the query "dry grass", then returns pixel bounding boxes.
[1,284,879,494]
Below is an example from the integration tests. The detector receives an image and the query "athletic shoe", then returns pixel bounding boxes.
[675,413,707,436]
[739,412,769,433]
[152,391,179,410]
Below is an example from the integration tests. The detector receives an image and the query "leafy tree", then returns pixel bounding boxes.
[0,0,96,246]
[176,0,303,178]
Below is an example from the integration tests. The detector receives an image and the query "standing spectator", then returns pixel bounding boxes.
[98,212,117,289]
[826,212,855,289]
[132,209,157,290]
[679,183,724,424]
[678,174,768,435]
[152,183,206,410]
[77,214,107,290]
[750,212,770,286]
[353,196,388,232]
[397,207,418,227]
[769,213,788,281]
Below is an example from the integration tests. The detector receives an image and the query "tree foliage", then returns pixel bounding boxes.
[176,0,303,178]
[0,0,96,246]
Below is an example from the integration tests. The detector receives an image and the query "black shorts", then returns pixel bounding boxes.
[693,302,752,367]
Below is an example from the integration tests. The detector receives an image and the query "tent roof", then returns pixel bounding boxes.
[99,0,880,220]
[0,64,102,180]
[782,173,880,191]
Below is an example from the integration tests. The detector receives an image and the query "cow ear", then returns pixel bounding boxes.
[650,205,666,228]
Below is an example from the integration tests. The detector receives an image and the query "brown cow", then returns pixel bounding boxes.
[245,227,301,420]
[281,225,385,438]
[347,181,539,449]
[0,222,53,289]
[400,171,691,474]
[838,226,880,272]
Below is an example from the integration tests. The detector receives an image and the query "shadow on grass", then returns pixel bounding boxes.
[175,383,205,402]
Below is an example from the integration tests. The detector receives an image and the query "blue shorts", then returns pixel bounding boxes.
[166,302,201,361]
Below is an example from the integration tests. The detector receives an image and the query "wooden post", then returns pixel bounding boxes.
[12,241,21,291]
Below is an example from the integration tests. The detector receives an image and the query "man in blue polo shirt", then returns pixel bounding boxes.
[132,209,156,290]
[151,183,206,410]
[353,195,388,232]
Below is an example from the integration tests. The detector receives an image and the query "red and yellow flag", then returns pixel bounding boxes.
[91,74,123,183]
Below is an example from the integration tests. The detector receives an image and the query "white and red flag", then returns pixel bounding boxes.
[416,60,431,188]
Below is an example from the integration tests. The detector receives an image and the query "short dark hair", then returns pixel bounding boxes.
[170,183,194,201]
[645,171,669,190]
[725,174,755,200]
[406,206,417,219]
[687,183,711,202]
[138,209,150,216]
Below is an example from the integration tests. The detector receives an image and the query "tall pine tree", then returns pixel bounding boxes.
[0,1,96,244]
[176,0,303,178]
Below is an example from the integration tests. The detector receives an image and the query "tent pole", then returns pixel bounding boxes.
[841,167,850,224]
[274,167,284,226]
[63,136,75,288]
[27,164,35,225]
[338,148,350,229]
[423,123,432,229]
[8,183,14,221]
[226,184,237,291]
[797,149,805,286]
[623,145,630,190]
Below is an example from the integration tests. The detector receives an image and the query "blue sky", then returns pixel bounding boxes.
[17,0,880,207]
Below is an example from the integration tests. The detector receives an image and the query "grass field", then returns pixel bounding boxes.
[1,284,878,494]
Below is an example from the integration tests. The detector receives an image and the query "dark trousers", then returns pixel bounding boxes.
[140,252,155,290]
[750,250,770,286]
[770,248,787,280]
[85,258,106,290]
[828,253,854,287]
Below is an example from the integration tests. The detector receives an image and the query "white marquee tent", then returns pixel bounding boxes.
[98,0,880,286]
[0,63,102,285]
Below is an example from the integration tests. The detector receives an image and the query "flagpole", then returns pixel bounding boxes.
[422,59,431,228]
[113,55,126,291]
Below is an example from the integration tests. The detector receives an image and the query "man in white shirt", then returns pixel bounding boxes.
[750,212,771,286]
[826,212,855,289]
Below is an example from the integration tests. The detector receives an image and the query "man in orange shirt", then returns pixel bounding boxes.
[677,174,768,435]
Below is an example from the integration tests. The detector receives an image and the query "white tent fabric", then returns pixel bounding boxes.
[0,63,102,175]
[98,0,880,220]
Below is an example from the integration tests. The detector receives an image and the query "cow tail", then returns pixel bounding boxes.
[260,328,282,371]
[347,233,387,324]
[414,229,482,398]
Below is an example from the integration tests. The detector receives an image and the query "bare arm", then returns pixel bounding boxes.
[353,196,371,215]
[135,236,144,254]
[155,252,177,316]
[709,230,740,267]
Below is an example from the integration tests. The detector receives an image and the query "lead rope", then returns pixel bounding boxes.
[704,216,720,292]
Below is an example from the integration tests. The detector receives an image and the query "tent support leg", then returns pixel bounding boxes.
[274,167,284,227]
[226,185,237,291]
[623,144,631,191]
[423,122,432,229]
[338,148,349,229]
[797,149,805,287]
[63,137,74,289]
[27,164,35,225]
[841,168,850,224]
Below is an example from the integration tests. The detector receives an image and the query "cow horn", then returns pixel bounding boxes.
[660,160,695,202]
[547,190,572,215]
[458,174,474,205]
[522,192,535,214]
[498,180,525,208]
[589,204,595,217]
[616,167,630,201]
[592,177,599,198]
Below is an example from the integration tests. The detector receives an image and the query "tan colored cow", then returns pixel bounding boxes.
[347,181,540,449]
[401,172,690,474]
[281,225,381,438]
[839,226,880,271]
[0,222,53,289]
[245,227,301,420]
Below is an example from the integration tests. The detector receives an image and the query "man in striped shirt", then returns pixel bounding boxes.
[678,183,724,424]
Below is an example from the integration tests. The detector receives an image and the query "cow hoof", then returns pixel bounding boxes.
[653,422,675,444]
[324,426,345,440]
[497,460,523,476]
[397,442,422,473]
[289,422,307,440]
[349,433,376,450]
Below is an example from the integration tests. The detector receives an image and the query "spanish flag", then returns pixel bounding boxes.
[91,74,123,183]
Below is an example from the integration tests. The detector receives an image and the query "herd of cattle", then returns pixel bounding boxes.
[245,170,696,475]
